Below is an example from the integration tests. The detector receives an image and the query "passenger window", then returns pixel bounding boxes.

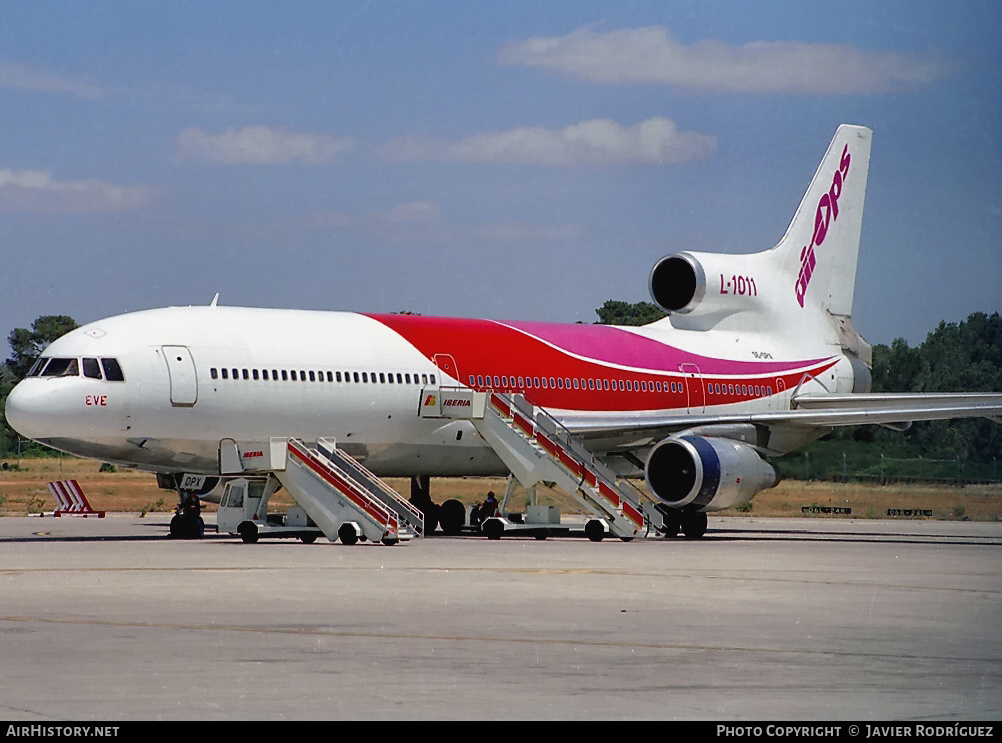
[83,358,103,379]
[101,358,125,381]
[210,368,218,380]
[309,371,316,382]
[396,373,403,384]
[252,369,259,380]
[379,373,385,384]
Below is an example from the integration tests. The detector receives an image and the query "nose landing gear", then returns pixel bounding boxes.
[169,491,205,539]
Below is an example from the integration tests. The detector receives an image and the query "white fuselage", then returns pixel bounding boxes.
[5,304,854,477]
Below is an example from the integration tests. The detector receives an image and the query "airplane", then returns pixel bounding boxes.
[6,124,1002,542]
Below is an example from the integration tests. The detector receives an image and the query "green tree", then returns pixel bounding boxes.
[595,300,666,326]
[1,315,78,455]
[5,315,79,379]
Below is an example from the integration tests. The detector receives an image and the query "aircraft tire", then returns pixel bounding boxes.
[661,511,681,538]
[171,513,204,539]
[439,499,466,536]
[300,535,317,544]
[681,512,708,539]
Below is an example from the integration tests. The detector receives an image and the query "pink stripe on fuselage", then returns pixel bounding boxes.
[495,319,826,375]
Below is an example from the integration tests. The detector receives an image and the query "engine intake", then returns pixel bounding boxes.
[645,436,777,512]
[649,254,705,314]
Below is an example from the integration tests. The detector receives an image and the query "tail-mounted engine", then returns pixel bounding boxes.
[648,251,767,325]
[644,435,777,512]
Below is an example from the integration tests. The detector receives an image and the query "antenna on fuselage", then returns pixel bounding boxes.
[210,293,219,307]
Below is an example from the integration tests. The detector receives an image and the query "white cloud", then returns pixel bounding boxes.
[498,26,954,94]
[0,169,159,214]
[175,126,354,165]
[0,61,110,99]
[378,117,716,167]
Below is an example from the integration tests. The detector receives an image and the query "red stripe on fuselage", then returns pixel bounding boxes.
[366,313,838,412]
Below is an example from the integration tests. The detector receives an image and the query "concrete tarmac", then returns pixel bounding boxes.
[1,514,1000,721]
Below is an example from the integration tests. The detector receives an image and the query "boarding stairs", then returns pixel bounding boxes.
[224,437,422,545]
[421,388,663,540]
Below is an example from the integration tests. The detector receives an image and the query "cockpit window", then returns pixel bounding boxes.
[40,358,79,377]
[83,358,103,379]
[100,358,125,382]
[26,358,47,377]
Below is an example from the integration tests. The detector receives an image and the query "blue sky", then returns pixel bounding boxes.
[1,0,1000,346]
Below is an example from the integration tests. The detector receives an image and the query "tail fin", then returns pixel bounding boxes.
[772,124,871,317]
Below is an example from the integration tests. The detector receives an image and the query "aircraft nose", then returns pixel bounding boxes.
[4,381,50,440]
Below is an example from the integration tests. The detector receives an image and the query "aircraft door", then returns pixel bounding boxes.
[432,353,460,383]
[680,363,705,413]
[163,345,198,407]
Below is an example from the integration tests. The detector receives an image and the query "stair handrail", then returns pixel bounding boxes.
[287,438,395,529]
[492,391,651,520]
[316,438,424,527]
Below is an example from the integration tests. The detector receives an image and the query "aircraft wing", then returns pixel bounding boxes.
[563,392,1002,450]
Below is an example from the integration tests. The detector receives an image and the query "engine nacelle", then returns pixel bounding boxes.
[644,435,777,512]
[648,251,767,321]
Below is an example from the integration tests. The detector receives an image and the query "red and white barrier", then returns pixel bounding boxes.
[46,479,105,518]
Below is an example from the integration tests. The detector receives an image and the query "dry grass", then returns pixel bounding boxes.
[1,455,999,521]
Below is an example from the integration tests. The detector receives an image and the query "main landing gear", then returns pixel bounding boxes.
[657,508,708,539]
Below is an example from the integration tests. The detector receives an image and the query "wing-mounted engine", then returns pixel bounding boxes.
[648,251,771,330]
[644,435,777,512]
